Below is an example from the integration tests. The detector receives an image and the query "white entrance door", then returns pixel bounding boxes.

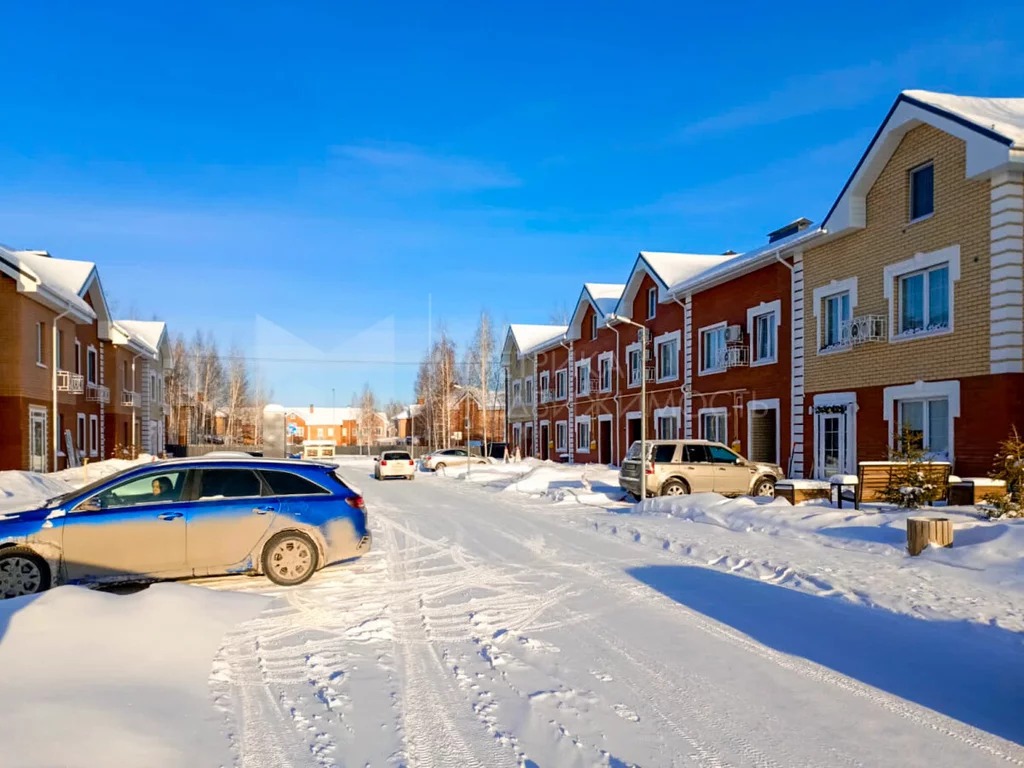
[29,407,47,472]
[814,402,855,478]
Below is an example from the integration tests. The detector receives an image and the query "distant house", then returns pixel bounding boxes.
[285,405,389,451]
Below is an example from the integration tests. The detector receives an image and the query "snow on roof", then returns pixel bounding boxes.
[284,406,388,426]
[904,89,1024,147]
[116,320,167,352]
[583,283,625,319]
[637,252,734,289]
[508,324,568,353]
[668,225,821,296]
[0,246,96,319]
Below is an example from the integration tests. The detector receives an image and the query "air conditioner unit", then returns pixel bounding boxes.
[644,347,654,362]
[644,367,656,382]
[846,315,886,344]
[725,324,744,343]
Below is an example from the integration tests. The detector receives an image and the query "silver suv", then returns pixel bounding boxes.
[619,440,783,498]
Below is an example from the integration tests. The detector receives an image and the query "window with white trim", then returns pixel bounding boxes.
[656,333,679,381]
[655,410,680,439]
[539,371,550,402]
[555,369,568,400]
[751,310,777,364]
[575,416,591,453]
[822,291,851,350]
[700,326,726,374]
[575,358,591,397]
[317,427,324,439]
[87,347,97,385]
[647,287,657,319]
[327,427,334,437]
[524,377,534,404]
[36,322,45,365]
[627,345,642,387]
[512,423,522,448]
[56,329,63,369]
[88,415,99,457]
[699,408,727,444]
[598,353,612,392]
[555,420,568,452]
[512,380,522,406]
[74,340,81,374]
[76,413,85,452]
[898,265,949,336]
[910,162,934,221]
[590,314,598,340]
[898,397,950,460]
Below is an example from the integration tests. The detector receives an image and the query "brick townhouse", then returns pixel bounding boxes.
[505,89,1024,481]
[0,246,169,470]
[502,324,565,457]
[286,406,388,450]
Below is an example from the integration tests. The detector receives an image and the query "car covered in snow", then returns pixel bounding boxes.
[619,440,783,499]
[0,457,371,599]
[374,451,416,480]
[420,448,489,472]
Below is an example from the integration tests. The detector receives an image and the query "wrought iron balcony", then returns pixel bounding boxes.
[86,383,110,404]
[715,346,749,369]
[57,370,85,394]
[121,390,139,408]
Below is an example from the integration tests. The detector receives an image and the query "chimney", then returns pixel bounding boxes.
[309,404,314,414]
[767,217,811,244]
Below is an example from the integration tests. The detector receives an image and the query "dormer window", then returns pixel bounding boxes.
[910,162,934,221]
[647,287,657,319]
[590,314,598,340]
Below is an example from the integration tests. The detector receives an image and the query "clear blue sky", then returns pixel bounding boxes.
[2,1,1022,405]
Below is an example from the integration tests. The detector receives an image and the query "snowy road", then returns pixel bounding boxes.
[208,463,1024,768]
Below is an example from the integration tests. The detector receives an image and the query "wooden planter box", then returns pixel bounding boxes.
[776,482,831,505]
[948,478,1007,506]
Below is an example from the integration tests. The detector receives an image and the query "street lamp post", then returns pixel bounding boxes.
[606,314,648,504]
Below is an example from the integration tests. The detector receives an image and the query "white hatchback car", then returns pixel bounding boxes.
[420,448,488,472]
[374,451,416,480]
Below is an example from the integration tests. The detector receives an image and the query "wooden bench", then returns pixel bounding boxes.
[856,461,952,506]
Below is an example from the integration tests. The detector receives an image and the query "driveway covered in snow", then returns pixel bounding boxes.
[196,458,1024,768]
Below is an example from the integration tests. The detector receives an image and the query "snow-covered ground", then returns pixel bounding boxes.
[0,455,1022,766]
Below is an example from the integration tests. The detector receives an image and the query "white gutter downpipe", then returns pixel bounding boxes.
[52,308,73,471]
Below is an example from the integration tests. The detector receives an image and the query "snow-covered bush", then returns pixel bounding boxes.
[879,426,943,509]
[983,426,1024,519]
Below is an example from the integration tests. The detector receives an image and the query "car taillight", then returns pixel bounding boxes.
[381,460,387,466]
[408,460,414,466]
[645,462,654,475]
[345,495,365,510]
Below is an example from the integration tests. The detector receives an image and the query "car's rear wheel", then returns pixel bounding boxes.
[754,478,777,497]
[435,462,446,471]
[262,532,319,586]
[660,479,690,497]
[0,547,50,598]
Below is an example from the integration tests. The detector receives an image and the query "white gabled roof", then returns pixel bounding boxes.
[507,324,568,354]
[116,320,167,353]
[285,406,388,426]
[637,252,734,289]
[583,283,624,318]
[0,245,96,320]
[905,90,1024,147]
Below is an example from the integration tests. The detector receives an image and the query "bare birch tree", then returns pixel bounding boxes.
[224,346,250,444]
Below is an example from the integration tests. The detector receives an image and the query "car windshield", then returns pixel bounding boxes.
[43,465,145,508]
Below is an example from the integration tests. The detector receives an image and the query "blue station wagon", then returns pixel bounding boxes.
[0,457,371,598]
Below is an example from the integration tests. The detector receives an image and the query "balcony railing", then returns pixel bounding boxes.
[57,370,85,394]
[540,388,554,404]
[122,390,139,408]
[715,346,749,369]
[86,383,110,404]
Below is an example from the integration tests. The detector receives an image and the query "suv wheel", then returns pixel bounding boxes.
[753,478,776,497]
[660,479,690,497]
[435,462,446,471]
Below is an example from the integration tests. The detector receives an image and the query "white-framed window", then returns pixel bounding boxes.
[590,314,598,340]
[525,377,534,404]
[626,342,642,388]
[555,420,568,452]
[747,300,780,366]
[56,329,64,369]
[822,291,851,350]
[76,413,86,452]
[539,371,550,402]
[647,287,657,320]
[575,358,591,397]
[88,414,99,457]
[327,427,334,437]
[699,407,728,444]
[555,369,568,400]
[317,427,324,439]
[883,245,959,342]
[699,323,727,375]
[575,415,591,453]
[897,398,950,459]
[654,406,680,440]
[512,422,522,448]
[36,322,45,366]
[655,331,680,382]
[910,161,934,222]
[297,426,305,436]
[598,352,613,392]
[512,380,522,406]
[74,339,81,375]
[87,347,98,384]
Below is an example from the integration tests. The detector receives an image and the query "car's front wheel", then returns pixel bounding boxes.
[262,532,319,586]
[0,547,50,599]
[753,478,777,498]
[660,479,690,497]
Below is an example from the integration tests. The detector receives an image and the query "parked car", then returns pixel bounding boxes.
[619,440,783,499]
[374,451,416,481]
[0,457,371,599]
[420,448,489,472]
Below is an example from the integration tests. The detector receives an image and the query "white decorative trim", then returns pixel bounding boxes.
[697,320,727,376]
[555,368,568,401]
[653,406,681,439]
[790,252,805,477]
[882,379,960,464]
[746,398,781,465]
[554,419,568,453]
[597,351,614,392]
[653,329,681,382]
[683,296,694,438]
[747,299,781,367]
[883,244,960,342]
[812,392,857,479]
[812,277,858,353]
[574,357,592,398]
[697,406,728,442]
[991,173,1024,373]
[625,340,641,389]
[574,414,592,453]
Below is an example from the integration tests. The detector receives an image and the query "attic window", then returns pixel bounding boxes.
[590,314,598,340]
[910,163,934,221]
[647,288,657,320]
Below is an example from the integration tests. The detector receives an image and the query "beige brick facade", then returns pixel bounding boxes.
[804,124,992,392]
